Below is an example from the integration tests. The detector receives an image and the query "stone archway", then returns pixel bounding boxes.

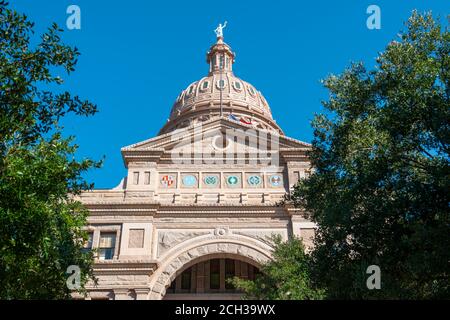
[148,240,272,300]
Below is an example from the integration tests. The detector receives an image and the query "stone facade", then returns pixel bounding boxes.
[75,33,316,300]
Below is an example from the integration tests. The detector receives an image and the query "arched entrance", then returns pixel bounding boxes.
[148,239,272,300]
[164,255,261,300]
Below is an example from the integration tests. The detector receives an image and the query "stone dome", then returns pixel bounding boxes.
[159,36,283,135]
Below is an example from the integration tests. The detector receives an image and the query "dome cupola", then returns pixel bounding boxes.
[159,23,283,135]
[206,24,235,74]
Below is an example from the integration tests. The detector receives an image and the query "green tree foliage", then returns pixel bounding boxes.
[231,236,325,300]
[0,2,99,298]
[291,11,449,299]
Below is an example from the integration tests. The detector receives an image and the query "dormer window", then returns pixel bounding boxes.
[187,85,195,96]
[232,81,242,91]
[248,85,256,96]
[200,80,210,91]
[216,79,226,90]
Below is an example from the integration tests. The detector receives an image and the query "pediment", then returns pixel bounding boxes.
[122,117,310,153]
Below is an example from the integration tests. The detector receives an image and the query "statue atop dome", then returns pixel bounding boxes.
[214,21,227,38]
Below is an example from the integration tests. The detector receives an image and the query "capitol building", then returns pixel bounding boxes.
[76,26,316,300]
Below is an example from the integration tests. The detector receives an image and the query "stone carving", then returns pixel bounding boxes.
[128,229,145,248]
[214,226,229,236]
[233,230,283,246]
[149,241,272,300]
[158,231,209,256]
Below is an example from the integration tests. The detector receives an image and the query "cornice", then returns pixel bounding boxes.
[93,260,158,275]
[83,201,294,217]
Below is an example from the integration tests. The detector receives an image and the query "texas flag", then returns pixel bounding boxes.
[228,114,239,122]
[229,113,252,125]
[239,116,252,125]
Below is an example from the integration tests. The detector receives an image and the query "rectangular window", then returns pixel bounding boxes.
[98,233,116,260]
[133,172,139,185]
[225,259,235,290]
[210,259,220,289]
[144,172,150,185]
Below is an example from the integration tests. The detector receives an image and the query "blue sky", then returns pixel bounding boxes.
[10,0,449,188]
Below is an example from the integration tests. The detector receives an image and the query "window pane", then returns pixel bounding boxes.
[99,233,116,248]
[225,259,235,290]
[210,259,220,289]
[181,268,192,290]
[167,280,175,293]
[98,248,114,260]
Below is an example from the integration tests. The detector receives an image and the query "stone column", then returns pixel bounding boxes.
[134,288,150,300]
[113,289,131,300]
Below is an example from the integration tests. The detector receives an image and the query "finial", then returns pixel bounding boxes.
[214,21,227,39]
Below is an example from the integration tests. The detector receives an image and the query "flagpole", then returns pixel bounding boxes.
[220,51,223,117]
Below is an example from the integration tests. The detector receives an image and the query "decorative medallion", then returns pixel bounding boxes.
[160,175,175,188]
[214,227,229,236]
[269,174,282,187]
[182,174,197,187]
[247,175,262,186]
[204,175,219,186]
[227,175,239,186]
